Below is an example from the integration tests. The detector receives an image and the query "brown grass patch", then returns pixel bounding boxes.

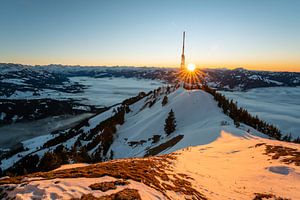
[0,154,206,199]
[89,180,129,192]
[73,188,141,200]
[262,144,300,166]
[254,143,266,148]
[253,193,290,200]
[145,135,183,157]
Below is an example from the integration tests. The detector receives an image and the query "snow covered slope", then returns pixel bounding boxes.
[0,132,299,199]
[0,86,268,173]
[109,87,265,159]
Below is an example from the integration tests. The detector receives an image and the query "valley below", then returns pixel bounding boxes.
[0,113,94,150]
[222,87,300,138]
[0,77,163,148]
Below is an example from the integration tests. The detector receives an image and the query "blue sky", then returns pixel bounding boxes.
[0,0,299,71]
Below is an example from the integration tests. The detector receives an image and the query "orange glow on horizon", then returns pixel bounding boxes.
[1,57,299,72]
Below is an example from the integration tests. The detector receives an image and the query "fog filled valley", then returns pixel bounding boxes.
[0,64,299,199]
[0,76,163,150]
[221,87,300,138]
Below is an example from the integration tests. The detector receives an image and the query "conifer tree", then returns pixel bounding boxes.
[162,95,168,106]
[293,137,300,144]
[164,109,176,135]
[282,133,292,142]
[38,152,61,171]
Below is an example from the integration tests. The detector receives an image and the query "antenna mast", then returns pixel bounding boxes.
[180,31,186,70]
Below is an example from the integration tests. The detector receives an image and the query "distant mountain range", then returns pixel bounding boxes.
[1,64,299,98]
[1,63,299,128]
[203,67,300,90]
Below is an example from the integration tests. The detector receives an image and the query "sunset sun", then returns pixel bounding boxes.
[187,63,196,72]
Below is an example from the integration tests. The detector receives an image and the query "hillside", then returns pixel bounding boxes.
[108,87,265,159]
[1,86,267,174]
[0,132,299,199]
[0,85,299,199]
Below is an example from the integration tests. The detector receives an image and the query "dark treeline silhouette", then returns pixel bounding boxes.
[201,84,299,143]
[81,105,126,162]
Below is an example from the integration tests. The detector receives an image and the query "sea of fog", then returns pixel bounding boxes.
[1,77,164,107]
[221,87,300,138]
[0,77,164,149]
[67,77,164,106]
[0,113,94,150]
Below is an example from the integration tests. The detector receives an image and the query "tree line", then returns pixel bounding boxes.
[201,84,299,143]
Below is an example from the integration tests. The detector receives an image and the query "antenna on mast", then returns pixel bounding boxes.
[180,31,186,70]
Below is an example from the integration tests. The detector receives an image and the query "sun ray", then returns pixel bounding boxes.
[178,64,206,89]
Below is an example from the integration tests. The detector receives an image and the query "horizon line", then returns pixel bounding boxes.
[1,62,299,73]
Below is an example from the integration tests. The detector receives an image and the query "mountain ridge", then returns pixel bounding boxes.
[0,85,286,175]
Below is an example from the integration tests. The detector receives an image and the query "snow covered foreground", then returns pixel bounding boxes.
[1,132,299,199]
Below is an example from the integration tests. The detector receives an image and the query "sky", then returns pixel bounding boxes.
[0,0,299,72]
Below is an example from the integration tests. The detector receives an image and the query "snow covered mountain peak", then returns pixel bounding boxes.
[109,87,253,159]
[69,85,270,162]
